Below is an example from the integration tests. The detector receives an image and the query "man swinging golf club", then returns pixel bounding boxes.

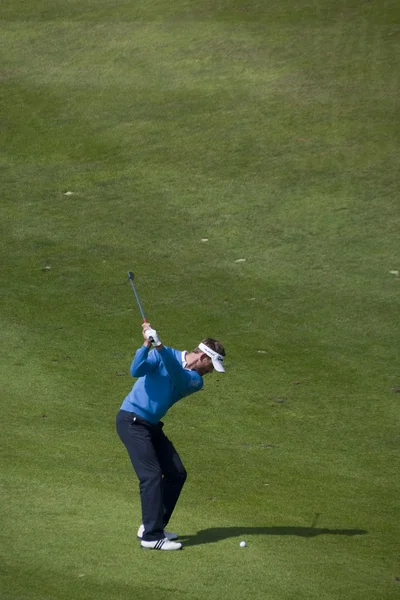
[116,322,226,550]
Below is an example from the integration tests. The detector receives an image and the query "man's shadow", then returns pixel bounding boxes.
[180,526,367,547]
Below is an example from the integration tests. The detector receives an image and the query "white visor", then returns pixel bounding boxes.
[198,342,225,373]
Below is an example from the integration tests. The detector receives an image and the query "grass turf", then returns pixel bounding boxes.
[1,1,399,599]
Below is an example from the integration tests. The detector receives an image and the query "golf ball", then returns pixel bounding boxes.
[240,540,247,548]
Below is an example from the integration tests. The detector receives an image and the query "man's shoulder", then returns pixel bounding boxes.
[188,371,203,390]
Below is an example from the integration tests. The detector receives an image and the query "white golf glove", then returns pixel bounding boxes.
[145,328,161,347]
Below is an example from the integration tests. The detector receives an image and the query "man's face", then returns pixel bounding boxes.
[193,354,214,376]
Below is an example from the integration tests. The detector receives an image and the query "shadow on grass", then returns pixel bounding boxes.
[180,526,368,547]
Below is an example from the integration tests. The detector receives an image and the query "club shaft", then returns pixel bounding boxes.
[130,282,147,321]
[127,273,147,322]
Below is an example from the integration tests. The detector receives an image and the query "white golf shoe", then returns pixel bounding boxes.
[137,524,179,541]
[141,538,182,551]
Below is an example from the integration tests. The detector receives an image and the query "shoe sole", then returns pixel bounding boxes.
[141,546,182,551]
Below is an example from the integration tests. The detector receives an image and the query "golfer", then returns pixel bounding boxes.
[116,323,226,551]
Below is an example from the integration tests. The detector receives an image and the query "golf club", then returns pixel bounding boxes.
[127,271,147,321]
[127,271,153,342]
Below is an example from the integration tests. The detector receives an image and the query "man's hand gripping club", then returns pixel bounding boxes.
[142,322,162,348]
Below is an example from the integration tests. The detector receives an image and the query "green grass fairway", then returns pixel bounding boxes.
[1,1,399,598]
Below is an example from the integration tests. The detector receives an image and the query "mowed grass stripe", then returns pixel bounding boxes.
[1,1,399,599]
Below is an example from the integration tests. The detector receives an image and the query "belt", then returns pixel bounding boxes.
[120,409,162,428]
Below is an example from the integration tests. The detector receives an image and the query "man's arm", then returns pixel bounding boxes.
[157,346,203,396]
[141,323,203,395]
[130,345,159,377]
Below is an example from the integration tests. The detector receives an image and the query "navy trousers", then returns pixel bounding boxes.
[116,410,187,541]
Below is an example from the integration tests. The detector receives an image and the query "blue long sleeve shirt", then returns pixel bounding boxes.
[120,345,204,424]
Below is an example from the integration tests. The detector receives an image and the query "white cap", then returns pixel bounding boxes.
[198,342,225,373]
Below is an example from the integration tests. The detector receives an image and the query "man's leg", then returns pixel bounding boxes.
[116,411,164,541]
[153,427,187,527]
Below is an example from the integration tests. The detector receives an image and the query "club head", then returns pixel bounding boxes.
[127,271,134,281]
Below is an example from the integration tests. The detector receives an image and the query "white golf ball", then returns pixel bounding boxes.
[240,540,247,548]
